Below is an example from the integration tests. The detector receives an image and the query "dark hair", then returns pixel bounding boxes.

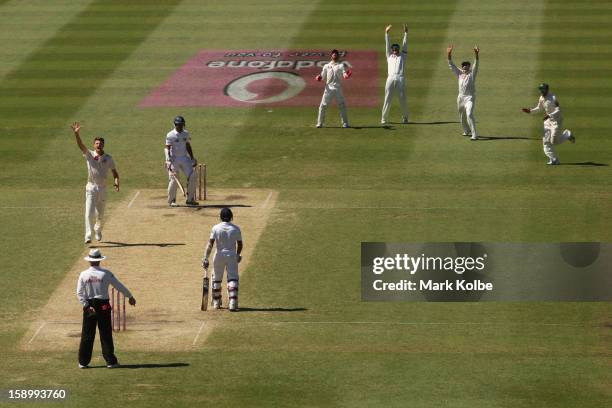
[94,137,105,143]
[391,43,400,49]
[220,207,233,222]
[461,61,471,68]
[331,49,339,55]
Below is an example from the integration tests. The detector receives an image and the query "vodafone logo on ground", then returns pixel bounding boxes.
[224,71,306,104]
[140,50,378,107]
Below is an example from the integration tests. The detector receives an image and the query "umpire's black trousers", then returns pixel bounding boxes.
[78,298,118,366]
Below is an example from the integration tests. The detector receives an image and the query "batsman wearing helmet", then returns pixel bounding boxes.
[202,208,243,312]
[165,116,198,206]
[447,45,479,140]
[381,24,409,125]
[521,83,575,165]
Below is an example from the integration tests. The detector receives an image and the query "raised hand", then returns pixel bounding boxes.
[403,24,408,33]
[385,25,392,33]
[474,45,480,56]
[71,122,81,134]
[447,44,453,59]
[521,108,531,114]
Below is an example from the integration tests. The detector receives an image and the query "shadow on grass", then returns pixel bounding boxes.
[87,363,189,369]
[560,162,608,167]
[405,121,459,125]
[477,135,540,141]
[96,242,185,248]
[238,307,308,312]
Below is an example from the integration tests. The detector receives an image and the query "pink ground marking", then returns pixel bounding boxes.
[140,50,379,107]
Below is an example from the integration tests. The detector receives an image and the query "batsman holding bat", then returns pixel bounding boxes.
[165,115,198,207]
[202,208,243,312]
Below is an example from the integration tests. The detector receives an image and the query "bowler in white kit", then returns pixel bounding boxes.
[522,83,575,165]
[447,45,480,140]
[315,49,353,128]
[71,122,119,244]
[381,24,409,125]
[202,208,243,312]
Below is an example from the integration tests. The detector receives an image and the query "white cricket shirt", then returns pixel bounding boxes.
[85,150,116,186]
[386,32,408,76]
[210,222,242,255]
[530,93,562,121]
[165,129,191,158]
[320,62,347,90]
[449,59,479,97]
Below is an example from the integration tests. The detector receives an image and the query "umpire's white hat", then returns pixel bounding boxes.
[84,248,106,262]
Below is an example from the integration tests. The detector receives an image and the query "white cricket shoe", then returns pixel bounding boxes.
[212,299,221,310]
[381,120,387,125]
[470,136,478,141]
[402,117,409,124]
[316,124,323,128]
[169,201,178,207]
[85,237,91,244]
[78,364,88,369]
[229,298,238,312]
[566,130,575,144]
[546,159,560,165]
[342,123,350,128]
[107,363,120,369]
[95,231,102,242]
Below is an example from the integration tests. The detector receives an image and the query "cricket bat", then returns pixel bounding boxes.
[172,174,187,197]
[201,266,209,311]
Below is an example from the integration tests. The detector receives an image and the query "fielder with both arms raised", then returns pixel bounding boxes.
[381,24,409,125]
[203,208,243,312]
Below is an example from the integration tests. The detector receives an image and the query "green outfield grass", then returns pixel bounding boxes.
[1,0,610,406]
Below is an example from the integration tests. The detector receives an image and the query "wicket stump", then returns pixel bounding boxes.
[196,163,207,201]
[110,287,126,332]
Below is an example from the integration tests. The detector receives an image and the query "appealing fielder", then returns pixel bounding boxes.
[202,208,243,312]
[447,45,480,140]
[76,249,136,368]
[522,83,575,165]
[381,24,409,125]
[315,49,353,128]
[71,122,119,244]
[165,116,198,206]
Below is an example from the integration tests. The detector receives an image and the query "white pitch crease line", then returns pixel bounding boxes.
[127,191,140,209]
[192,321,205,346]
[261,192,273,208]
[27,322,46,344]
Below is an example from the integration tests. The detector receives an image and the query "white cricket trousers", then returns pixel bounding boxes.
[213,252,239,282]
[381,75,408,123]
[167,156,196,204]
[317,87,348,127]
[85,183,106,241]
[457,95,477,136]
[543,119,571,161]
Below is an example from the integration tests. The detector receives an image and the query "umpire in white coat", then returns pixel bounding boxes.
[381,24,409,125]
[76,249,136,368]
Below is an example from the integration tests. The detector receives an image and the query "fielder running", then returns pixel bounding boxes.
[381,24,409,125]
[202,208,243,312]
[522,83,575,165]
[165,115,198,206]
[447,45,480,140]
[315,49,353,128]
[76,249,136,368]
[71,122,119,244]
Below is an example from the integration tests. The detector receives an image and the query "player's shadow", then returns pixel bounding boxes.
[97,241,185,248]
[403,121,459,125]
[195,204,253,209]
[87,363,189,369]
[560,162,608,167]
[477,135,540,141]
[237,307,308,312]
